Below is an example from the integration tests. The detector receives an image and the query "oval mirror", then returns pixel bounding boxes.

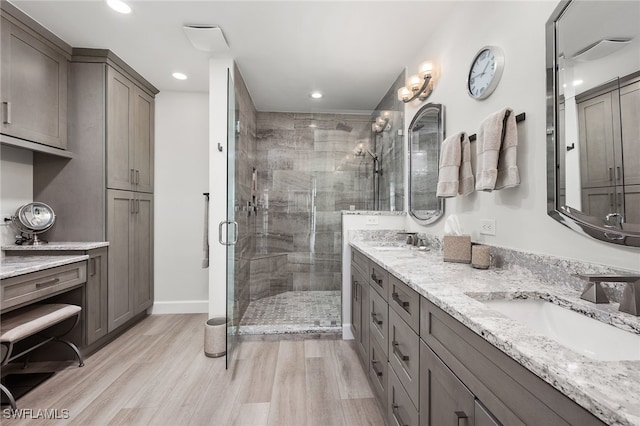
[408,103,445,224]
[546,0,640,246]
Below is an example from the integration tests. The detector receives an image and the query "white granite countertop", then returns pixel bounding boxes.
[3,242,109,251]
[350,239,640,426]
[1,255,89,280]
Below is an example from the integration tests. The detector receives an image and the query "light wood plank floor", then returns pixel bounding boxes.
[3,314,385,426]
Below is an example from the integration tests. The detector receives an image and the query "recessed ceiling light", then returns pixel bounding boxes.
[106,0,131,14]
[310,91,323,99]
[172,72,188,80]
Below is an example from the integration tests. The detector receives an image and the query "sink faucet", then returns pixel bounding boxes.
[576,274,640,316]
[397,232,418,246]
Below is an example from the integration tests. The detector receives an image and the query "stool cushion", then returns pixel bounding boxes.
[1,304,81,343]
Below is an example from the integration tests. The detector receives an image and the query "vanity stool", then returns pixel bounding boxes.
[0,304,84,410]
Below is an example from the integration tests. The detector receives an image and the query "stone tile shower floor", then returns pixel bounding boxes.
[239,290,341,335]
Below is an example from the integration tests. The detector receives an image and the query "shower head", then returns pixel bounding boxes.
[336,121,353,133]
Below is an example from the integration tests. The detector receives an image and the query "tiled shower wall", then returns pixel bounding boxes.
[253,113,375,297]
[372,71,405,211]
[233,67,258,323]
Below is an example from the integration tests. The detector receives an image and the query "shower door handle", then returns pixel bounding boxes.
[218,221,239,246]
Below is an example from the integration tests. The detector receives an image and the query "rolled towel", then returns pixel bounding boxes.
[475,107,512,191]
[495,110,520,189]
[437,131,463,198]
[459,133,474,196]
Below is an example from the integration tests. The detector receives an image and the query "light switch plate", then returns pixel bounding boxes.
[366,217,379,226]
[480,219,496,235]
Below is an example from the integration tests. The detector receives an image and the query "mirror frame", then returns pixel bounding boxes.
[545,0,640,247]
[408,102,445,225]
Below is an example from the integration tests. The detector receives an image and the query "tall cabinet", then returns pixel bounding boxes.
[34,49,158,333]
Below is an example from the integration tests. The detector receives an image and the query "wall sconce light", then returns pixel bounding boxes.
[397,61,436,103]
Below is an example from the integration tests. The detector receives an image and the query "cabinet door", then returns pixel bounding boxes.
[133,87,154,193]
[578,92,616,189]
[107,190,134,331]
[623,185,640,224]
[420,341,475,426]
[620,81,640,186]
[107,67,134,191]
[86,247,108,344]
[351,266,362,343]
[0,17,67,148]
[133,193,154,314]
[357,279,370,366]
[581,186,617,219]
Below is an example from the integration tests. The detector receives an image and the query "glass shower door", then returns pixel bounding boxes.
[225,70,239,368]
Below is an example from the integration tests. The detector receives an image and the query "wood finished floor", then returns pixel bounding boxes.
[4,314,385,426]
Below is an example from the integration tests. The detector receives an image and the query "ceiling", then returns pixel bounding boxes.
[12,0,456,113]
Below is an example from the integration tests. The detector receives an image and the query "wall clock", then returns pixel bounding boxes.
[467,46,505,100]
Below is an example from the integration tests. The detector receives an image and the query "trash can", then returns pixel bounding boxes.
[204,317,226,358]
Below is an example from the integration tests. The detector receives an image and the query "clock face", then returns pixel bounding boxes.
[467,46,504,100]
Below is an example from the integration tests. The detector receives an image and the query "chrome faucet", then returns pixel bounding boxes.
[604,213,625,229]
[397,232,419,246]
[576,274,640,316]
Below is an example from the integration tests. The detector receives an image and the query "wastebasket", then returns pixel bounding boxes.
[204,317,226,358]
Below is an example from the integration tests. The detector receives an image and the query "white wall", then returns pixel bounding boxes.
[401,1,639,271]
[152,91,209,314]
[0,146,33,249]
[209,58,235,319]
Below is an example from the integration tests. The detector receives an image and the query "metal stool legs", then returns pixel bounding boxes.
[0,383,17,411]
[54,339,84,367]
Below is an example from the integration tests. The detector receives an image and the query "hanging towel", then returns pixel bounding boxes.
[495,110,520,189]
[202,194,209,268]
[436,131,463,198]
[475,107,519,191]
[459,133,474,196]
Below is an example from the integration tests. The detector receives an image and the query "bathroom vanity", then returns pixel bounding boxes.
[350,236,639,426]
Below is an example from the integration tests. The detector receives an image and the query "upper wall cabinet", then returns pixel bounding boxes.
[0,8,71,151]
[107,67,154,193]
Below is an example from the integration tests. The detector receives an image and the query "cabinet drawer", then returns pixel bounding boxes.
[352,248,369,277]
[369,286,388,356]
[1,262,87,311]
[388,365,419,426]
[370,261,388,301]
[369,334,388,415]
[389,274,420,333]
[389,308,420,409]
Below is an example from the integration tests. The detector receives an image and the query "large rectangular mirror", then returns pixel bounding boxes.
[546,0,640,246]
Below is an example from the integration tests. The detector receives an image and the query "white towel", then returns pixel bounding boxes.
[459,133,474,196]
[436,131,463,198]
[475,107,519,191]
[202,194,209,268]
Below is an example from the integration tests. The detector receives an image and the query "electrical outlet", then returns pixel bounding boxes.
[366,217,379,226]
[480,219,496,236]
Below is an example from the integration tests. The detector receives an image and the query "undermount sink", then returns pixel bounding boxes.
[481,299,640,361]
[371,246,408,251]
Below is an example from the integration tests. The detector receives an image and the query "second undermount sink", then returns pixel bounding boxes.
[481,299,640,361]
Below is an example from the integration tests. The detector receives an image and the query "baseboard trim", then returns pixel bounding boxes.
[151,300,209,314]
[342,324,354,340]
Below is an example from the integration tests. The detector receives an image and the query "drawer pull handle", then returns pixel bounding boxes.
[371,360,383,377]
[371,272,383,287]
[392,341,410,361]
[455,411,468,426]
[90,258,97,277]
[392,403,408,426]
[2,101,11,124]
[392,292,410,311]
[130,168,135,184]
[371,312,383,325]
[36,278,60,288]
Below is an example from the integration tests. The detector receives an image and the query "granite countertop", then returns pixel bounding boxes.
[3,242,109,251]
[1,255,89,280]
[350,239,640,426]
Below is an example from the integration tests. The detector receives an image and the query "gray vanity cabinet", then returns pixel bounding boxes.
[420,341,475,426]
[107,67,154,193]
[107,190,154,331]
[0,6,70,150]
[351,250,370,365]
[86,247,109,345]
